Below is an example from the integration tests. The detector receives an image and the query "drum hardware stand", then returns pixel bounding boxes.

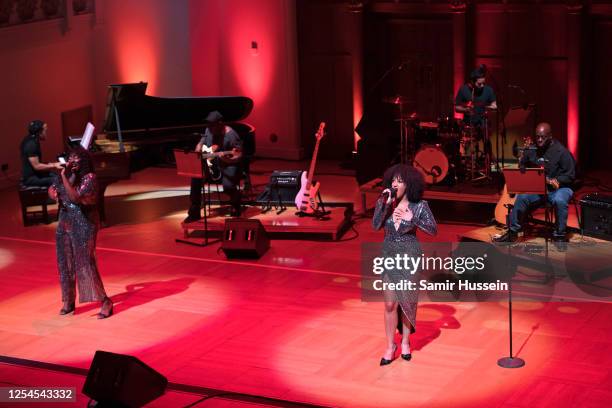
[396,110,416,165]
[471,115,495,184]
[382,95,416,166]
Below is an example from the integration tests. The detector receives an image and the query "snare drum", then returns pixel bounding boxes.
[413,145,449,184]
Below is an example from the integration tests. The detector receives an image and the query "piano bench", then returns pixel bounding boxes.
[18,185,56,226]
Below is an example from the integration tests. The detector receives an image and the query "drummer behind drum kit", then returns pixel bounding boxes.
[383,95,495,185]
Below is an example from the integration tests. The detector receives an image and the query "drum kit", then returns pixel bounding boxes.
[383,95,496,185]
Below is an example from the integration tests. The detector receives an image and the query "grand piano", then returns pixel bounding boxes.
[90,82,255,223]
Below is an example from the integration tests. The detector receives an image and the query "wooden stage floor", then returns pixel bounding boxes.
[0,163,610,407]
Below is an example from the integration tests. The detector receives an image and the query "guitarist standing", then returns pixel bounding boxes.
[185,111,243,222]
[494,123,575,242]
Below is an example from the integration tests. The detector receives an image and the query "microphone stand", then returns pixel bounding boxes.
[497,241,525,369]
[368,63,402,95]
[497,277,526,368]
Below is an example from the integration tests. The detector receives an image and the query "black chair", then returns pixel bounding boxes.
[18,184,55,225]
[232,123,255,192]
[545,194,582,235]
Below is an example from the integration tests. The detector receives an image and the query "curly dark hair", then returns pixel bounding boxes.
[68,146,95,179]
[28,120,45,137]
[382,164,425,203]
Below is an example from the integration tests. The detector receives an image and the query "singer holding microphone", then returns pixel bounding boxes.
[48,147,113,318]
[372,164,437,365]
[494,122,575,242]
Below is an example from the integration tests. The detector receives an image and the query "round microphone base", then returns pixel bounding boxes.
[497,356,525,369]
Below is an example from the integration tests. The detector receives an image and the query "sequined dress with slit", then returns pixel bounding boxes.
[53,173,108,304]
[372,198,437,332]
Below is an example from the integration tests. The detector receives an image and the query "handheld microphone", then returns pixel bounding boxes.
[381,187,397,201]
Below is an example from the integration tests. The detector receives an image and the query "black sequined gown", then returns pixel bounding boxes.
[372,198,437,332]
[53,173,108,304]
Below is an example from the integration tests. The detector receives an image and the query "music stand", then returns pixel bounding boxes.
[496,167,547,369]
[174,149,218,246]
[504,167,546,195]
[504,166,554,266]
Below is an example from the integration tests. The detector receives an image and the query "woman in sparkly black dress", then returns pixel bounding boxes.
[372,164,437,365]
[48,147,113,318]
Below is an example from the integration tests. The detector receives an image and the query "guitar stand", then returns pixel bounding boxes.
[296,191,331,219]
[261,180,287,215]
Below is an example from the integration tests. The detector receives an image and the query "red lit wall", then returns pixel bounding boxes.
[189,0,302,159]
[92,0,193,123]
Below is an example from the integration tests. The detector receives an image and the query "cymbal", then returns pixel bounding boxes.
[382,95,414,105]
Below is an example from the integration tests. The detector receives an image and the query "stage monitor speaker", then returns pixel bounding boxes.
[256,170,302,204]
[222,218,270,259]
[83,350,168,408]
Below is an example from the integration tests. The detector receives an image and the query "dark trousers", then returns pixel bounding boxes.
[189,165,241,216]
[509,187,573,235]
[23,174,54,188]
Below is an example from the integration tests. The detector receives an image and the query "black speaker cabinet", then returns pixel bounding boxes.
[256,170,302,204]
[83,350,167,408]
[222,218,270,259]
[580,193,612,241]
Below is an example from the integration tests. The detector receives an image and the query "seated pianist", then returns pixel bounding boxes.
[20,120,62,188]
[185,111,244,222]
[494,122,576,243]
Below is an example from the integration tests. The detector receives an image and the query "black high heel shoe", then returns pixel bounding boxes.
[401,343,412,361]
[59,303,75,315]
[97,297,113,319]
[380,344,397,366]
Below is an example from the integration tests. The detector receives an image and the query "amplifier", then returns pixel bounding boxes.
[257,170,303,204]
[271,170,302,187]
[580,193,612,241]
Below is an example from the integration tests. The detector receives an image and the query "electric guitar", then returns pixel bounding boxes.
[295,122,326,213]
[201,145,239,181]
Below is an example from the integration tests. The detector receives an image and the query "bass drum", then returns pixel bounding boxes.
[413,145,449,184]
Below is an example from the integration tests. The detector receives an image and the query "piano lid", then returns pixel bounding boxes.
[103,82,254,133]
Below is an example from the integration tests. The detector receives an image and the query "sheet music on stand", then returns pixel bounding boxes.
[174,149,203,178]
[503,167,546,195]
[66,122,95,150]
[80,122,95,150]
